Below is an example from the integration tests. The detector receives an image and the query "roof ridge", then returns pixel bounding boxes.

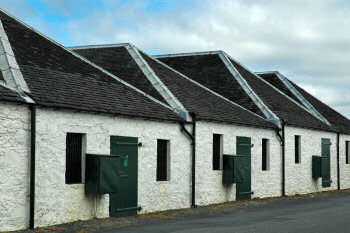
[218,51,281,127]
[124,44,189,120]
[151,53,274,123]
[0,9,174,111]
[154,50,222,59]
[69,43,130,50]
[256,71,331,125]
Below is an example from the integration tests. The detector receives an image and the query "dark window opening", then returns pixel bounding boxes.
[66,133,83,184]
[295,135,301,164]
[213,134,223,170]
[157,139,169,181]
[346,141,350,164]
[262,139,269,171]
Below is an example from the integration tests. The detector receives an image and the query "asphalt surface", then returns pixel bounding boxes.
[17,190,350,233]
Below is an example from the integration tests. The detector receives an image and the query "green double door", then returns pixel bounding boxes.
[110,136,138,217]
[321,138,331,188]
[235,136,252,200]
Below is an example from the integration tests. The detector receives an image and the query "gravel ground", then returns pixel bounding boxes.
[10,189,350,233]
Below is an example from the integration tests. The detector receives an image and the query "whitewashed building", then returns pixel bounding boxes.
[0,10,190,231]
[156,52,350,197]
[1,7,350,232]
[0,10,280,232]
[71,43,282,206]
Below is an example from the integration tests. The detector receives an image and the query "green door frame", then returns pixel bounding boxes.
[110,136,139,217]
[236,136,252,200]
[321,138,331,188]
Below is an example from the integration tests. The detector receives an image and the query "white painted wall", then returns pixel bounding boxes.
[195,121,282,206]
[0,102,30,232]
[339,134,350,189]
[284,126,337,195]
[2,101,348,232]
[34,108,191,228]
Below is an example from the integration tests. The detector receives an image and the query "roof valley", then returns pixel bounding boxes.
[218,52,281,127]
[125,44,189,120]
[256,71,331,126]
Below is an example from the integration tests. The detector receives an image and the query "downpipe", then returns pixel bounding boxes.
[180,112,197,208]
[29,104,36,229]
[276,120,285,196]
[337,132,340,190]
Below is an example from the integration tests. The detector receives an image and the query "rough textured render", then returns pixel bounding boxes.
[339,134,350,189]
[195,121,282,206]
[34,108,191,228]
[284,126,337,195]
[0,103,30,232]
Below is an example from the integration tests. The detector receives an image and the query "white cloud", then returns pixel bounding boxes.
[1,0,349,117]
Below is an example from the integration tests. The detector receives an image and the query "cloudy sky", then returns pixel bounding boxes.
[1,0,349,118]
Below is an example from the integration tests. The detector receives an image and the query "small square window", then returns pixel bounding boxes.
[157,139,170,181]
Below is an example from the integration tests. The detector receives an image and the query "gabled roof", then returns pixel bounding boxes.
[72,44,276,129]
[0,10,183,122]
[258,71,350,134]
[156,52,336,132]
[155,52,266,118]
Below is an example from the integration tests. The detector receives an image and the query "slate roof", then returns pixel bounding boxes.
[259,72,350,134]
[256,72,303,105]
[158,53,335,132]
[0,11,182,122]
[157,54,265,117]
[72,45,276,129]
[0,85,26,103]
[72,46,167,105]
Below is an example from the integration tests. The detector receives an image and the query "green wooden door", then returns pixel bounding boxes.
[321,138,331,188]
[110,136,138,217]
[236,136,252,200]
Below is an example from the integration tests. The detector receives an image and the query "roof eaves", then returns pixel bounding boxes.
[195,117,277,130]
[256,71,332,126]
[152,54,273,125]
[218,51,281,128]
[125,44,190,120]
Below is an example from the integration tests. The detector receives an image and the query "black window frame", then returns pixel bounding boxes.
[262,138,269,171]
[213,134,223,170]
[295,135,301,164]
[66,133,84,184]
[157,139,170,181]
